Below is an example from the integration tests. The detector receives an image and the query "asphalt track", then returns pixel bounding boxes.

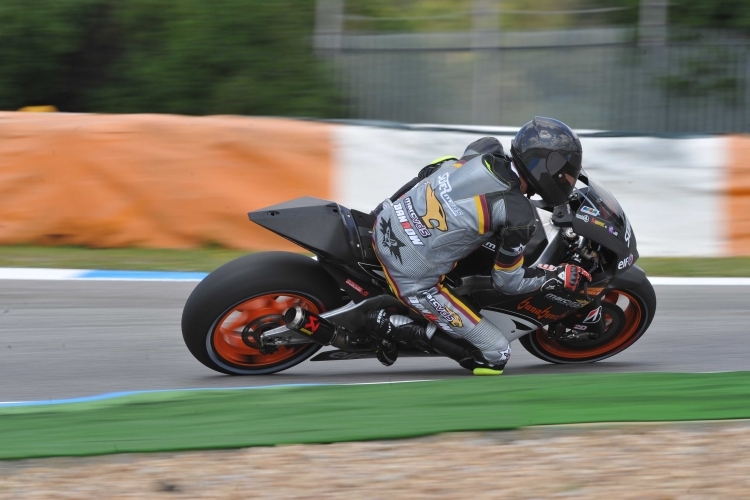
[1,280,749,402]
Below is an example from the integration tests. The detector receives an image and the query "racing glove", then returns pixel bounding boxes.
[538,263,592,292]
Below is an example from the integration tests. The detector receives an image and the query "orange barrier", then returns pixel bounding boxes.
[0,113,333,250]
[728,136,750,256]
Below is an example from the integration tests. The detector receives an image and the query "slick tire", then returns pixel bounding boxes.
[181,252,342,375]
[519,278,656,364]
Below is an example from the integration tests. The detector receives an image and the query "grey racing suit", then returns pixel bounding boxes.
[372,139,546,364]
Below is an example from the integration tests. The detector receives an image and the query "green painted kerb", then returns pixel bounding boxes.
[1,372,749,460]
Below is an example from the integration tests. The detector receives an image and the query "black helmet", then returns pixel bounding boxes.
[510,117,582,206]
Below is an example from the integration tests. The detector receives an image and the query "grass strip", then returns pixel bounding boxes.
[2,245,750,276]
[0,245,249,272]
[637,257,750,277]
[1,372,750,460]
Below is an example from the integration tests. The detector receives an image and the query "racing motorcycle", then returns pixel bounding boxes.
[182,170,656,375]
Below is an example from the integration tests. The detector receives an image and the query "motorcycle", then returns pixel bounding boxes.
[181,169,656,375]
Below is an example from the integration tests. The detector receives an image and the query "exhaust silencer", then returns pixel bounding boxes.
[284,306,339,346]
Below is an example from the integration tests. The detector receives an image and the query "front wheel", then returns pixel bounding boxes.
[181,252,343,375]
[519,278,656,364]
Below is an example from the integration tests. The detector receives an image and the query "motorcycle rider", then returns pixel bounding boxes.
[368,116,590,375]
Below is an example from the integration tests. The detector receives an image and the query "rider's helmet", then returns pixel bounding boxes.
[510,117,582,206]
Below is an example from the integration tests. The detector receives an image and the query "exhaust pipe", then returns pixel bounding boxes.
[284,306,373,349]
[284,306,340,345]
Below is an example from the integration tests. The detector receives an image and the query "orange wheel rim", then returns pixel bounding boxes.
[533,290,643,359]
[211,293,320,368]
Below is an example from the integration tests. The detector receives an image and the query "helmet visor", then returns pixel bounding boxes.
[546,150,582,193]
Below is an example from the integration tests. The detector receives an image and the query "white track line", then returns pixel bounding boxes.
[649,277,750,286]
[0,268,82,280]
[0,268,749,285]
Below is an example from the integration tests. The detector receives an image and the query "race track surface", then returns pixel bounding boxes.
[1,281,748,402]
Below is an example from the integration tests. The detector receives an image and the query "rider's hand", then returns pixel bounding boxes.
[538,263,591,292]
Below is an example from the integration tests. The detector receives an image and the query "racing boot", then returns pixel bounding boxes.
[460,319,513,375]
[374,337,398,367]
[429,331,509,376]
[366,309,400,366]
[365,309,434,353]
[472,345,510,376]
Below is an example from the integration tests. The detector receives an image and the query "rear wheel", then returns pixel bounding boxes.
[519,278,656,364]
[181,252,342,375]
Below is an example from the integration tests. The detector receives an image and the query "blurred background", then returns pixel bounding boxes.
[2,0,749,133]
[1,0,750,267]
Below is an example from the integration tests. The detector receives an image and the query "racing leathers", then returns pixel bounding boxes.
[372,140,550,366]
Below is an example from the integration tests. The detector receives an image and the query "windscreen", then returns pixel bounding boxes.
[572,170,635,259]
[580,173,626,229]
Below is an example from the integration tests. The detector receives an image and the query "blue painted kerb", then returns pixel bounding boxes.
[0,384,327,408]
[79,270,208,280]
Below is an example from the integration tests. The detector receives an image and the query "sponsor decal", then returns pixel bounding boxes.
[407,296,441,326]
[624,216,632,248]
[345,278,369,297]
[618,254,634,270]
[537,263,557,272]
[422,291,458,333]
[609,226,614,235]
[575,213,589,223]
[580,205,600,217]
[300,316,320,335]
[573,324,587,331]
[583,306,602,324]
[443,304,464,328]
[305,316,319,332]
[393,202,424,246]
[420,184,449,231]
[593,218,606,228]
[517,297,568,321]
[509,243,526,255]
[545,293,589,309]
[497,345,511,363]
[482,241,497,251]
[403,196,432,237]
[613,230,619,236]
[424,292,456,323]
[373,310,392,335]
[437,172,464,217]
[579,286,605,296]
[541,279,560,292]
[379,217,406,264]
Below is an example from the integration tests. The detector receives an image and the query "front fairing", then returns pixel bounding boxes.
[573,171,638,274]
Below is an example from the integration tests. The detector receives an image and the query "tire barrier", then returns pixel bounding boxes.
[0,112,747,255]
[0,112,332,251]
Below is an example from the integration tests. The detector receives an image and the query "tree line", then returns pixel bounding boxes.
[0,0,342,116]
